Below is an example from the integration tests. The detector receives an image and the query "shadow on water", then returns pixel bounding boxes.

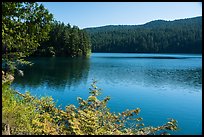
[13,57,90,89]
[94,56,201,59]
[96,56,189,59]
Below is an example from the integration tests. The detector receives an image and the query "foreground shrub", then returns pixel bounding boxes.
[2,80,178,135]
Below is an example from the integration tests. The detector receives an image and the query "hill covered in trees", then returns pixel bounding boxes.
[84,16,202,53]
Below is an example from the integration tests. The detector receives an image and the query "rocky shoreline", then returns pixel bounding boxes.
[2,71,14,84]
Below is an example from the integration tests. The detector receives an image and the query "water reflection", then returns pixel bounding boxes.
[13,57,90,89]
[13,54,202,94]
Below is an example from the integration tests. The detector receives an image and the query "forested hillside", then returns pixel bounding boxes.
[84,16,202,53]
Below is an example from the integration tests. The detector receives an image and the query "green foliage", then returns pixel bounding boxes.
[2,80,178,135]
[2,83,37,135]
[2,2,53,73]
[32,21,92,58]
[85,16,202,53]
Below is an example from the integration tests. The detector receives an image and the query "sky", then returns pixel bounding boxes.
[39,2,202,29]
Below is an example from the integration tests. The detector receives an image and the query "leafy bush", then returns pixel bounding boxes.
[2,80,178,135]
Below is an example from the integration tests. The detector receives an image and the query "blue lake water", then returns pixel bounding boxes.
[11,53,202,135]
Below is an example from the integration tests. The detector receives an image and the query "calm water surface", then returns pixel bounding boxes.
[12,53,202,135]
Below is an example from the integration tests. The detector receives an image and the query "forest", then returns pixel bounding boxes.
[32,21,91,57]
[84,16,202,53]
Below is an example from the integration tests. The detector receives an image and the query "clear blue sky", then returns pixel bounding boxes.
[39,2,202,29]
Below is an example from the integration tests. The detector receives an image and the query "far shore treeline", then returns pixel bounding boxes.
[39,16,202,58]
[84,16,202,54]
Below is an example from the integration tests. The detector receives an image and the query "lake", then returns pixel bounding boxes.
[11,53,202,135]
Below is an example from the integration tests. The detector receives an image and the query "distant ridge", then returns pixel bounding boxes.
[84,16,202,30]
[84,16,202,53]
